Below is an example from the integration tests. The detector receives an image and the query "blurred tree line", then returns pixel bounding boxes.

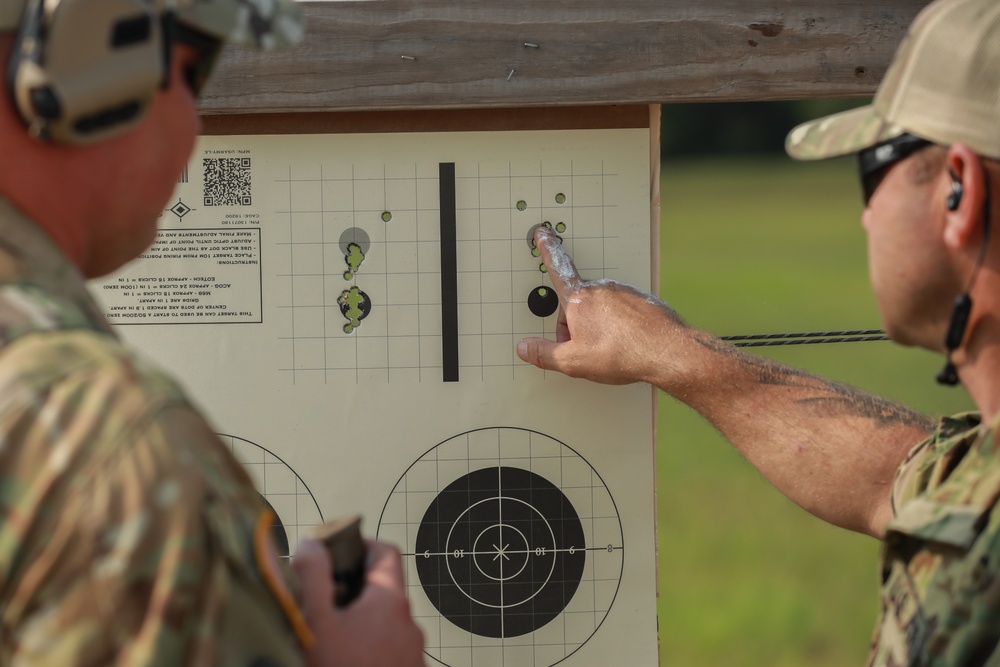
[660,99,868,156]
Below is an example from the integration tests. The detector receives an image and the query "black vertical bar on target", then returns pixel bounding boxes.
[439,162,459,382]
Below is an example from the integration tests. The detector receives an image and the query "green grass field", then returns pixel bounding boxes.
[655,156,974,666]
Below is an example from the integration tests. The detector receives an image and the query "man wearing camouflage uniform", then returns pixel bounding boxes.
[516,0,1000,663]
[0,1,425,665]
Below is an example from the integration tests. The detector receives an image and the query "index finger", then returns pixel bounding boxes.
[534,226,583,295]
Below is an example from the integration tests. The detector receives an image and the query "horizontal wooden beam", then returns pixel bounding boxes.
[198,0,930,114]
[199,105,653,134]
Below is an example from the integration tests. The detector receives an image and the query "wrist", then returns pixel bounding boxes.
[643,327,729,395]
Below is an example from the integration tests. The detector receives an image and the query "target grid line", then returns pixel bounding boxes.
[218,434,323,560]
[276,162,619,386]
[377,427,624,667]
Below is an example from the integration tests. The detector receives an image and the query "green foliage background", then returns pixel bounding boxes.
[654,106,975,666]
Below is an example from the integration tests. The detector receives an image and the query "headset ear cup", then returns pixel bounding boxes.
[8,0,166,144]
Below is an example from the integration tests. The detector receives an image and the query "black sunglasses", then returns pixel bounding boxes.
[856,133,933,205]
[175,23,223,97]
[160,13,224,97]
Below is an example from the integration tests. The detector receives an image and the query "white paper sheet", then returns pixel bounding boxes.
[91,128,657,667]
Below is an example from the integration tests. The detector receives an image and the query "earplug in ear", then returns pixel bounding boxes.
[947,169,963,211]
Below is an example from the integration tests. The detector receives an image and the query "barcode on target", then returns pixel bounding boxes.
[204,157,252,206]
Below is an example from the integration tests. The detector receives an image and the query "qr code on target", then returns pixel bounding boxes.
[203,157,251,206]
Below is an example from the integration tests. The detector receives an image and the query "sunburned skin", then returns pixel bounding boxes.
[693,333,935,430]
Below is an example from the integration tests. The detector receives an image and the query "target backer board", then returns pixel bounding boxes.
[90,108,659,667]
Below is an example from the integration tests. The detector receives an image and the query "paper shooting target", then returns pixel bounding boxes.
[219,434,323,558]
[377,427,624,667]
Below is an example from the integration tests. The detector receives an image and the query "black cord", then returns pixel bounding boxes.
[721,329,889,348]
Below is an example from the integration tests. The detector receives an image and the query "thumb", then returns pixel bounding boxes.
[293,538,335,618]
[517,336,562,371]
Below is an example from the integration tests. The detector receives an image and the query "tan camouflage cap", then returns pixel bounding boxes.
[0,0,304,50]
[787,0,1000,161]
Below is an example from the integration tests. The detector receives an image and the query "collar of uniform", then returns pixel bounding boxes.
[0,197,115,340]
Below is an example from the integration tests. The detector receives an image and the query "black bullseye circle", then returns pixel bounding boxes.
[415,466,586,638]
[376,427,625,667]
[527,286,559,317]
[260,494,290,557]
[338,288,371,321]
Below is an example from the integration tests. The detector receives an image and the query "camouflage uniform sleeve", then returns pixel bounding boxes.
[887,413,983,518]
[868,412,1000,666]
[0,332,307,667]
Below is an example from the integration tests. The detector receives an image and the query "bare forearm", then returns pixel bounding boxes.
[656,332,934,538]
[516,228,933,538]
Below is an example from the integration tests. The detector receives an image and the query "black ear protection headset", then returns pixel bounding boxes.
[937,166,991,386]
[6,0,173,145]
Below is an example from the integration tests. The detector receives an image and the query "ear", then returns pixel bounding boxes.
[942,144,988,251]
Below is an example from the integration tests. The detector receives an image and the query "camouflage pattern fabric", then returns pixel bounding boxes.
[787,0,1000,162]
[174,0,304,50]
[785,106,907,161]
[0,198,306,666]
[868,411,1000,666]
[0,0,305,49]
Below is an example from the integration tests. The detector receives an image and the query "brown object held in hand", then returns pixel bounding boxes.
[311,515,367,607]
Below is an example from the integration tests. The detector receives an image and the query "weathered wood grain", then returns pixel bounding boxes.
[199,0,929,114]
